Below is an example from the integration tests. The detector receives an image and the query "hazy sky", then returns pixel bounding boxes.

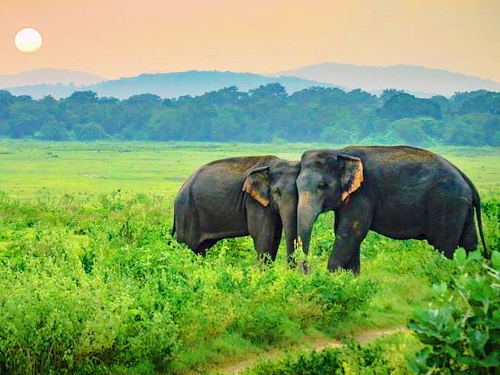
[1,0,499,82]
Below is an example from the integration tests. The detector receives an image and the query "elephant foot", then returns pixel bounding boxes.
[327,260,359,274]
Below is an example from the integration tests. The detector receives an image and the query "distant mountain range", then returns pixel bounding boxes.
[274,63,500,97]
[1,63,499,100]
[84,71,338,100]
[0,70,337,100]
[0,68,103,87]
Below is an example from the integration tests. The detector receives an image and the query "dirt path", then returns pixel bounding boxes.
[206,327,408,374]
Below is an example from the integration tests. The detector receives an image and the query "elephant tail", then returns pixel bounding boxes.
[171,220,176,237]
[473,194,488,255]
[459,170,488,254]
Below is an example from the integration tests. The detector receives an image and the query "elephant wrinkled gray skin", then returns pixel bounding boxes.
[296,146,487,273]
[173,156,300,262]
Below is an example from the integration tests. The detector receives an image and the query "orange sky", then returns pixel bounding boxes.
[1,0,499,82]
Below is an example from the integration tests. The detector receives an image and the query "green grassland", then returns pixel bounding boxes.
[0,140,499,374]
[1,140,499,198]
[0,141,306,199]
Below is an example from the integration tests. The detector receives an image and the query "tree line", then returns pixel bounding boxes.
[0,84,499,146]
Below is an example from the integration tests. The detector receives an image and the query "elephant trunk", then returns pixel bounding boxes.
[280,201,298,263]
[297,191,321,256]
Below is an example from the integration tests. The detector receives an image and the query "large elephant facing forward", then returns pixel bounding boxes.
[173,156,299,261]
[296,146,487,273]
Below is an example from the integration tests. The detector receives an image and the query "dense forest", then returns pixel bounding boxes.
[1,84,499,146]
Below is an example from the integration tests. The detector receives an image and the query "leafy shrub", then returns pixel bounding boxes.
[0,191,381,373]
[482,197,500,256]
[1,189,497,374]
[0,252,179,374]
[408,249,500,374]
[242,332,419,374]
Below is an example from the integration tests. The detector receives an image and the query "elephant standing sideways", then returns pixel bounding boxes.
[172,156,300,261]
[296,146,487,273]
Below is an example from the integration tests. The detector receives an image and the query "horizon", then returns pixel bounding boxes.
[2,63,500,100]
[1,1,499,83]
[4,61,500,85]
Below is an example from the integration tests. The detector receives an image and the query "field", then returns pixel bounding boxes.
[1,140,499,198]
[0,140,499,374]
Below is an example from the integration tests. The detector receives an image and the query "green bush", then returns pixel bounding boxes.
[0,192,379,374]
[408,249,500,374]
[1,189,497,374]
[242,332,419,375]
[482,197,500,256]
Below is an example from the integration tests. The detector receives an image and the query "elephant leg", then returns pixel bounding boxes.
[459,205,478,253]
[328,232,366,273]
[328,200,373,273]
[253,220,283,262]
[345,246,361,271]
[247,206,282,261]
[429,200,470,259]
[266,220,283,262]
[194,238,218,256]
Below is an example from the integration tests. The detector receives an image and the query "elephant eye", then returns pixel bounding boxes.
[317,182,328,190]
[274,188,281,196]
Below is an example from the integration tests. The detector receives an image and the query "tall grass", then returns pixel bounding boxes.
[2,189,497,373]
[0,191,376,373]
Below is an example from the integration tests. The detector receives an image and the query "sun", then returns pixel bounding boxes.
[15,28,43,53]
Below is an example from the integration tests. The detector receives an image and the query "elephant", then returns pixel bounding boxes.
[296,146,487,273]
[172,156,300,262]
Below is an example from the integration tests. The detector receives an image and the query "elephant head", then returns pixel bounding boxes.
[296,150,363,255]
[243,159,300,261]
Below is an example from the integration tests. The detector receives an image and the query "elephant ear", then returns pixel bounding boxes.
[338,154,364,201]
[242,166,271,207]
